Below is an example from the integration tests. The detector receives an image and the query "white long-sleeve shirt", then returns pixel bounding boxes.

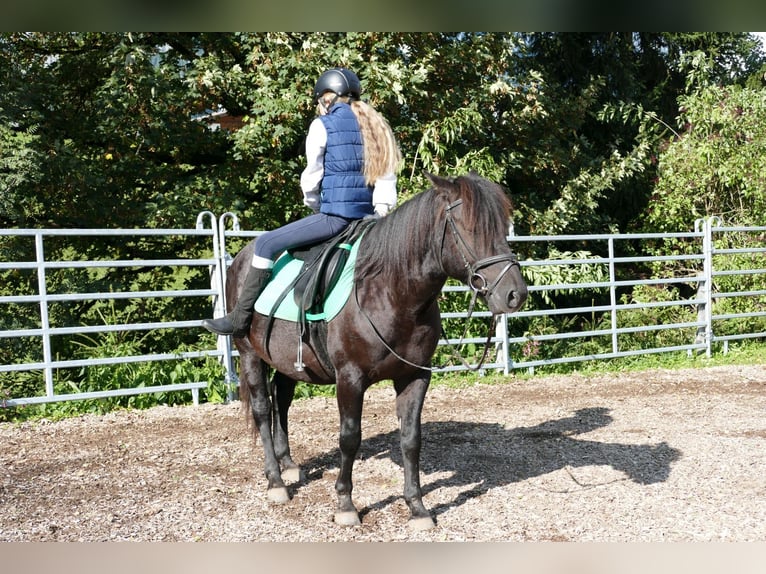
[299,117,397,216]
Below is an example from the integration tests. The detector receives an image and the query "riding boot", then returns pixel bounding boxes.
[202,267,272,337]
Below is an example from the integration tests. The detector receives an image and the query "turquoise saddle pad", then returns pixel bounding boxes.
[253,237,361,323]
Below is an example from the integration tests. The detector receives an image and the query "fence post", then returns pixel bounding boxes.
[197,211,235,403]
[35,232,55,399]
[608,237,618,354]
[695,217,716,357]
[705,217,720,357]
[497,313,510,375]
[218,212,240,402]
[503,223,517,374]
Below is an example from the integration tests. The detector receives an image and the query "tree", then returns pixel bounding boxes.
[3,32,766,407]
[648,53,766,230]
[0,33,243,229]
[3,32,764,236]
[516,32,765,235]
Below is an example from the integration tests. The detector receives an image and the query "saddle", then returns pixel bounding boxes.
[257,218,375,371]
[289,218,372,315]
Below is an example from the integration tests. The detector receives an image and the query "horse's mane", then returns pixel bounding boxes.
[356,173,513,280]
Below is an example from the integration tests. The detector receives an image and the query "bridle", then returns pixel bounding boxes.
[355,197,521,372]
[443,199,520,301]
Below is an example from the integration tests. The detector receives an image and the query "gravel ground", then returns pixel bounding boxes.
[1,364,765,542]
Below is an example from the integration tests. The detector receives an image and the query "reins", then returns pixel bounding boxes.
[354,198,520,373]
[353,279,495,373]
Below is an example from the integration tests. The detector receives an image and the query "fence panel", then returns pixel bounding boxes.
[1,215,764,408]
[500,229,708,373]
[708,222,766,351]
[0,222,222,407]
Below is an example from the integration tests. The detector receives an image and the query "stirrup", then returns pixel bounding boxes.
[294,341,305,371]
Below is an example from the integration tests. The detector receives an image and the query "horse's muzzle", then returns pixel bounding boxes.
[471,253,527,314]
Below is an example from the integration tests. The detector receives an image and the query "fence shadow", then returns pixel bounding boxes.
[295,406,681,521]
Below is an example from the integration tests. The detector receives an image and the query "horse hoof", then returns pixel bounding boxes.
[267,487,290,504]
[281,467,303,484]
[334,511,361,527]
[408,516,436,531]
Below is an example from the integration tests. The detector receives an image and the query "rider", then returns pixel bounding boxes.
[202,67,402,337]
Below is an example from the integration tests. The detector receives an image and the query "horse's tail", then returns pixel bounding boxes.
[237,364,253,433]
[225,239,259,439]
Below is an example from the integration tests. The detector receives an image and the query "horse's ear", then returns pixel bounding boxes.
[424,170,454,190]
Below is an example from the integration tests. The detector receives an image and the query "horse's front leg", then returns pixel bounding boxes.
[333,376,365,526]
[240,351,290,503]
[271,371,303,484]
[395,374,435,530]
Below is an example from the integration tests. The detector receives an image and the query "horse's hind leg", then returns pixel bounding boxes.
[395,374,436,531]
[240,350,290,503]
[271,371,303,484]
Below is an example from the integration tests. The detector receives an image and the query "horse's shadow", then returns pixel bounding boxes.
[294,406,681,520]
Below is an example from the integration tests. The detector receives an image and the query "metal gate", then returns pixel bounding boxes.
[2,216,764,407]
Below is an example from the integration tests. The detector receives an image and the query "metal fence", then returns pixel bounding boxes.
[1,215,764,408]
[0,216,223,407]
[495,218,766,373]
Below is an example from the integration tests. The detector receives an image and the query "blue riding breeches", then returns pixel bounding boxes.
[253,212,353,263]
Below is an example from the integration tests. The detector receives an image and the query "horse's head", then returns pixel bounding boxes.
[427,171,528,314]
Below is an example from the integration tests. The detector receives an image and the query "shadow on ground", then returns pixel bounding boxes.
[294,406,681,521]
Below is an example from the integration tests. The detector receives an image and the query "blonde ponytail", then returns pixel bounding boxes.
[350,100,402,185]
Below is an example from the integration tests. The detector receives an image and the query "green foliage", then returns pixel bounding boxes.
[0,124,43,221]
[501,249,614,366]
[292,381,336,401]
[648,55,766,231]
[467,337,766,385]
[433,282,496,367]
[0,33,241,229]
[614,284,699,350]
[522,249,609,306]
[710,234,766,338]
[3,32,764,235]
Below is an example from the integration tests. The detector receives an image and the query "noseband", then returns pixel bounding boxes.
[443,199,520,299]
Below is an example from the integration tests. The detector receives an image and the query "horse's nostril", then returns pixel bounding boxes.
[507,288,528,310]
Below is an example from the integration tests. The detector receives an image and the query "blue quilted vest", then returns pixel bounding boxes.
[318,103,374,219]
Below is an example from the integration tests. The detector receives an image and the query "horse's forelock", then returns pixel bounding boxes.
[453,173,512,238]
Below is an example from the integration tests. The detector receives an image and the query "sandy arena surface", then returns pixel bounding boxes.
[1,364,765,542]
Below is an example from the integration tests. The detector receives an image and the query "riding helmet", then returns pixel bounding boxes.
[313,67,362,102]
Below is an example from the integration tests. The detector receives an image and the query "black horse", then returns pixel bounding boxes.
[226,172,528,530]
